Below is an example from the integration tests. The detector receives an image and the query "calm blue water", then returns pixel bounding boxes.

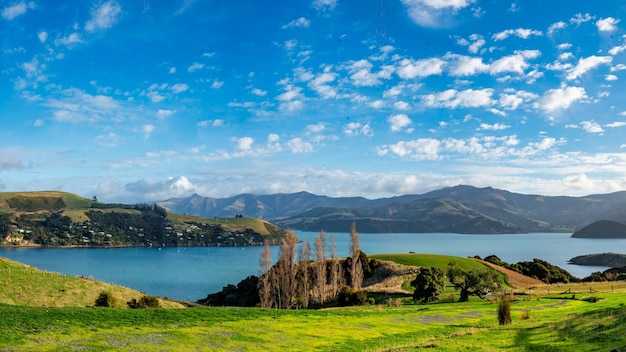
[1,232,624,301]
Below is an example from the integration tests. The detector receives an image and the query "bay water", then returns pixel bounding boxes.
[0,232,623,301]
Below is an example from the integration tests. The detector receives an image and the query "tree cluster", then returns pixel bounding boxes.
[255,224,372,309]
[484,255,579,284]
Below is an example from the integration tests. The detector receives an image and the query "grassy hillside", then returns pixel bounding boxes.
[371,253,488,272]
[2,288,626,350]
[0,257,182,308]
[0,191,287,247]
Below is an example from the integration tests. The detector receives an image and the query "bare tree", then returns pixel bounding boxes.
[258,240,273,308]
[297,240,311,308]
[349,222,363,289]
[329,234,342,300]
[314,231,327,306]
[278,230,298,309]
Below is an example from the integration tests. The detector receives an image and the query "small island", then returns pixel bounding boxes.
[570,220,626,238]
[569,253,626,267]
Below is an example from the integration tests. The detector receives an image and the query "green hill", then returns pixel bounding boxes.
[0,191,287,247]
[0,257,182,308]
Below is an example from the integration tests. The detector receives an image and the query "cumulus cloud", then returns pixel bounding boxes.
[121,176,197,202]
[479,123,510,131]
[1,1,35,21]
[570,13,594,26]
[492,28,542,41]
[547,21,566,35]
[282,17,310,29]
[535,86,586,112]
[157,109,176,119]
[347,59,393,86]
[445,54,488,76]
[388,114,413,132]
[580,121,604,133]
[187,62,204,72]
[343,122,374,137]
[566,55,612,80]
[85,1,121,32]
[422,88,494,109]
[170,83,189,93]
[55,32,82,47]
[596,17,620,32]
[231,136,254,151]
[489,50,541,75]
[312,0,337,11]
[396,57,445,79]
[400,0,475,28]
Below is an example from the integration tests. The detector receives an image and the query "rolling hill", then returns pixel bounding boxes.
[0,191,286,247]
[158,185,626,233]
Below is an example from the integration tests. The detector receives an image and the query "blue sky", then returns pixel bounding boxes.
[3,0,626,203]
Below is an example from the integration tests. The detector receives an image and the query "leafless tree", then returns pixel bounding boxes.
[297,240,311,308]
[278,230,298,309]
[314,231,327,305]
[258,240,273,308]
[329,234,342,300]
[349,222,363,289]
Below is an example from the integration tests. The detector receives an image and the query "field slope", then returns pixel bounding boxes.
[0,257,182,308]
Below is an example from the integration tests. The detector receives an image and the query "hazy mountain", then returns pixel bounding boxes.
[158,185,626,234]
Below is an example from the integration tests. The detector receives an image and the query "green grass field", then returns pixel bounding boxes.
[2,253,626,351]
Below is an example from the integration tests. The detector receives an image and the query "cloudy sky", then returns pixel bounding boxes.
[3,0,626,203]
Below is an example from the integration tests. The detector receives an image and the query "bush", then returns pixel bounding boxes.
[127,295,160,309]
[95,291,117,307]
[338,286,368,306]
[498,297,512,325]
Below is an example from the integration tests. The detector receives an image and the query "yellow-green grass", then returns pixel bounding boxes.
[2,290,626,351]
[0,191,93,210]
[371,253,489,272]
[0,257,182,308]
[167,213,282,236]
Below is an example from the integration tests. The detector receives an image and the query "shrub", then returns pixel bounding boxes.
[337,286,368,306]
[127,295,160,308]
[520,309,531,320]
[95,291,117,307]
[498,297,512,325]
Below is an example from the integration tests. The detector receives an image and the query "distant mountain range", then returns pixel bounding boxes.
[157,185,626,234]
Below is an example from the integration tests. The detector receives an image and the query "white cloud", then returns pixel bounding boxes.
[535,86,586,112]
[422,88,494,109]
[394,101,411,111]
[197,119,224,127]
[388,114,413,132]
[396,57,445,79]
[211,80,224,89]
[547,21,566,35]
[606,74,618,81]
[566,55,612,80]
[142,124,155,138]
[343,122,374,137]
[55,32,82,47]
[187,62,204,72]
[251,88,267,96]
[489,50,541,75]
[579,121,604,133]
[609,45,626,56]
[85,1,122,32]
[169,67,176,74]
[445,54,488,76]
[557,43,572,50]
[479,123,510,130]
[312,0,337,11]
[606,121,626,128]
[378,138,440,160]
[596,17,620,32]
[498,90,538,110]
[232,136,254,151]
[492,28,542,41]
[156,109,176,119]
[400,0,475,28]
[37,31,48,43]
[170,83,189,93]
[309,72,337,98]
[1,1,35,21]
[570,13,594,26]
[282,17,310,29]
[347,59,393,86]
[284,138,314,153]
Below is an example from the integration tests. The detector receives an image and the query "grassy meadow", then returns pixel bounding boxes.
[2,254,626,351]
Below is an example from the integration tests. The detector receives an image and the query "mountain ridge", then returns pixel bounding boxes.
[157,185,626,234]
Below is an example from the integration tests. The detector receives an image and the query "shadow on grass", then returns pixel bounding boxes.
[514,305,626,351]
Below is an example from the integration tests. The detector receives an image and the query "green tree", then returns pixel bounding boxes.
[411,267,445,303]
[446,262,501,302]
